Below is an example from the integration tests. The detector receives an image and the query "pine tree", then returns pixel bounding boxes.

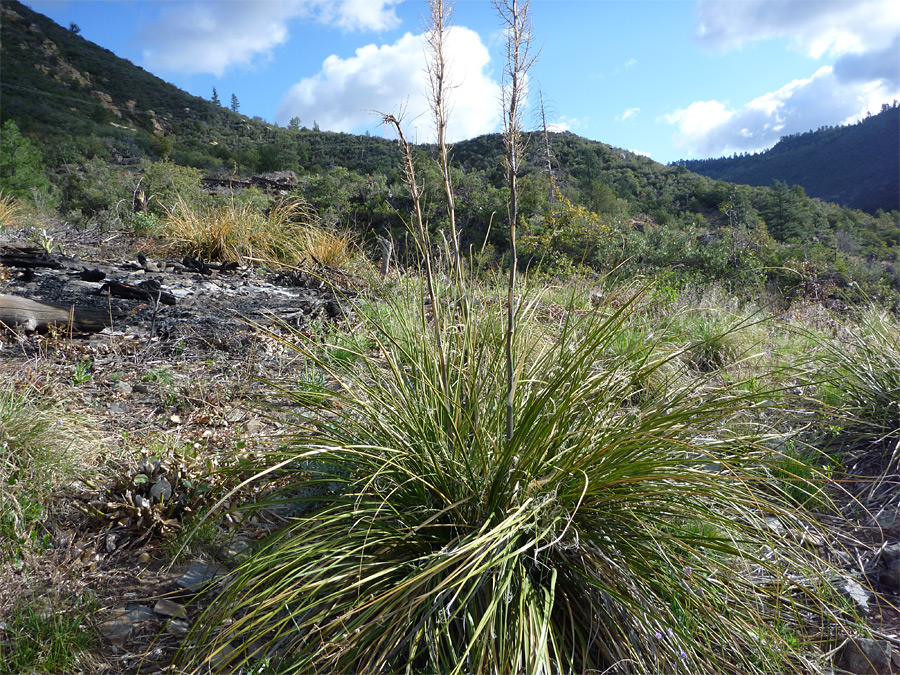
[212,87,220,105]
[230,94,240,114]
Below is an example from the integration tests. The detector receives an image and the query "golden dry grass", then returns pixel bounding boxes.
[161,196,356,269]
[0,192,23,230]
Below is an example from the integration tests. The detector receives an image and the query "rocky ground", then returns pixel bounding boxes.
[1,224,898,674]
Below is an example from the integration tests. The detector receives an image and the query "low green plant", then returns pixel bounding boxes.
[178,287,851,674]
[0,593,96,674]
[71,359,92,385]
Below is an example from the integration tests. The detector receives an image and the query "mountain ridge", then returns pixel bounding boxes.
[677,107,900,214]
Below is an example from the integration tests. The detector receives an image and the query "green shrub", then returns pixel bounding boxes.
[0,120,54,205]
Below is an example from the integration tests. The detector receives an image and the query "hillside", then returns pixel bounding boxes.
[678,106,900,214]
[2,0,899,305]
[0,0,401,176]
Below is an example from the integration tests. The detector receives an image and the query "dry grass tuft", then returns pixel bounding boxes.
[0,192,23,230]
[161,196,356,269]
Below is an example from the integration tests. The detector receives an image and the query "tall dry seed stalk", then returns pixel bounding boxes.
[495,0,536,440]
[425,0,465,294]
[379,112,449,393]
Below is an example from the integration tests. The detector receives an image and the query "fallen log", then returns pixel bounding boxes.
[0,294,111,333]
[0,247,63,270]
[97,280,176,306]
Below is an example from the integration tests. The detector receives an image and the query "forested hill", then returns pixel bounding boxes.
[677,106,900,214]
[3,0,899,303]
[0,0,410,176]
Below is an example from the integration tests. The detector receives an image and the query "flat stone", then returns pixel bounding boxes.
[217,537,251,563]
[207,643,237,670]
[879,560,900,593]
[835,637,892,675]
[165,618,190,636]
[835,577,873,614]
[125,605,155,622]
[153,598,186,618]
[98,616,134,643]
[880,542,900,566]
[871,507,898,528]
[177,560,227,590]
[113,380,133,395]
[98,605,154,643]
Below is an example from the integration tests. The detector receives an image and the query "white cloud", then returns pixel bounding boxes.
[276,26,501,141]
[616,107,640,122]
[664,66,896,157]
[695,0,900,58]
[677,0,900,158]
[139,0,400,76]
[623,58,637,68]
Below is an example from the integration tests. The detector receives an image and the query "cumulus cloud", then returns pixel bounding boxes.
[547,115,582,133]
[664,66,895,157]
[616,107,640,122]
[672,0,900,158]
[833,34,900,87]
[139,0,400,76]
[276,26,501,141]
[695,0,899,58]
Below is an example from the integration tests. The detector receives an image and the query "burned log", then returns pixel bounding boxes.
[0,246,63,270]
[97,280,176,306]
[0,294,111,333]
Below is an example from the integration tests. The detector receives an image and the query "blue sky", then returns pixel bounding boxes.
[23,0,900,164]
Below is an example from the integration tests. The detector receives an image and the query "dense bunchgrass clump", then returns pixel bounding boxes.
[0,593,97,674]
[0,192,23,229]
[180,283,853,674]
[161,196,356,268]
[813,308,900,467]
[0,384,99,560]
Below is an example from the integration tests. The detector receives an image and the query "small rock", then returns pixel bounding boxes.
[109,402,129,415]
[764,516,785,536]
[207,643,237,670]
[835,577,873,614]
[835,637,892,675]
[98,616,133,643]
[881,543,900,566]
[153,598,186,618]
[880,560,900,593]
[125,605,155,622]
[137,551,152,564]
[133,383,150,394]
[98,605,154,643]
[871,507,897,528]
[113,380,133,395]
[217,538,251,563]
[165,618,190,636]
[177,560,226,590]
